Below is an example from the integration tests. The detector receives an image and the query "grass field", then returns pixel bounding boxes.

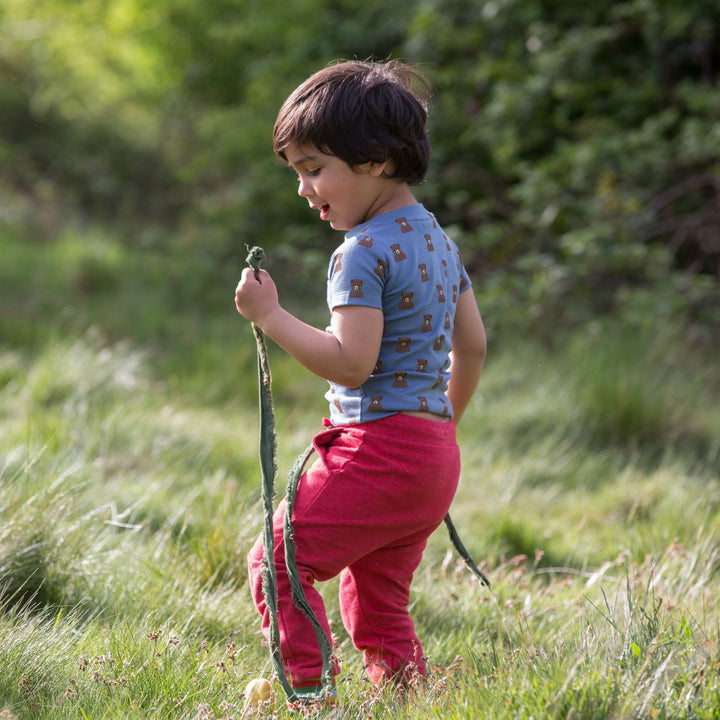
[1,224,719,718]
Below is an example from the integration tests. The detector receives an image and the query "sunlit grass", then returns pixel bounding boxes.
[1,224,720,717]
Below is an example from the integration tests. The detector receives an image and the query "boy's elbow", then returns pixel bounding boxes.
[466,326,487,361]
[476,317,488,361]
[468,341,487,372]
[333,362,374,389]
[336,374,370,390]
[453,327,487,369]
[478,331,488,361]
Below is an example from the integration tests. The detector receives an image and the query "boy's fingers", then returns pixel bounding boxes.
[242,267,267,283]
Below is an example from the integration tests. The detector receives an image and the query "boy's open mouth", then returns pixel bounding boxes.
[320,204,330,220]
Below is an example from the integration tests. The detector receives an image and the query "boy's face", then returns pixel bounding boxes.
[284,144,395,231]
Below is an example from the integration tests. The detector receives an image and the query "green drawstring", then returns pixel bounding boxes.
[246,246,334,703]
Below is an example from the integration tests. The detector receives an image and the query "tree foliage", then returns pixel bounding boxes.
[408,0,720,330]
[1,0,718,332]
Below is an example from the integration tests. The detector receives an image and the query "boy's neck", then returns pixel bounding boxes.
[366,182,418,221]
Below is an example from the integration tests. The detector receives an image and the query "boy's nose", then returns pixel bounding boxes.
[297,178,312,198]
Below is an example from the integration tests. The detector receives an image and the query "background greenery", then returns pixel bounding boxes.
[1,0,719,718]
[2,0,719,334]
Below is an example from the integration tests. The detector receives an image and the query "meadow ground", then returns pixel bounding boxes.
[1,225,719,718]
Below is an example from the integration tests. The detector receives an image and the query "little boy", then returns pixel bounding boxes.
[235,59,486,709]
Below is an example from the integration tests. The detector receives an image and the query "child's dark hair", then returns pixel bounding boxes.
[273,60,431,186]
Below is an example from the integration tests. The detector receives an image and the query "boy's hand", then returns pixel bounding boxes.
[235,268,280,327]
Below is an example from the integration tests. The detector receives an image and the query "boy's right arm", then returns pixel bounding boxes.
[446,289,487,425]
[235,267,382,388]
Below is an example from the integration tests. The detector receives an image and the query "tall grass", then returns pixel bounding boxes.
[1,225,719,717]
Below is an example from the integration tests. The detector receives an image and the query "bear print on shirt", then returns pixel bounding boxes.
[399,292,414,310]
[390,244,407,261]
[393,372,408,388]
[395,217,413,233]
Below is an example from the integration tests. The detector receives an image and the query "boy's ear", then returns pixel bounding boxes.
[368,160,391,177]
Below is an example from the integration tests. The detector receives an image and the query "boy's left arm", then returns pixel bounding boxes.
[446,290,487,425]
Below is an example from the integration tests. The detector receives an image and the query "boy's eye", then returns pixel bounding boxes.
[294,169,320,181]
[293,167,321,182]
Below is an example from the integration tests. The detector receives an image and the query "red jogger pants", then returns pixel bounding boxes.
[246,413,460,687]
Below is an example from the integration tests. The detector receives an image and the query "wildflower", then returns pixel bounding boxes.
[225,642,237,667]
[194,703,214,720]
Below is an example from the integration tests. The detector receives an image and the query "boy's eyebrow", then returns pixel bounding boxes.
[287,153,321,169]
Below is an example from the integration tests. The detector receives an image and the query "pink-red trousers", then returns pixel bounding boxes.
[246,414,460,688]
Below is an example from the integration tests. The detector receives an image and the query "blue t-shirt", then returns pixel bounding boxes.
[325,204,472,425]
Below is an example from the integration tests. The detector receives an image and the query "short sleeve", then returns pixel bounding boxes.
[327,238,386,311]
